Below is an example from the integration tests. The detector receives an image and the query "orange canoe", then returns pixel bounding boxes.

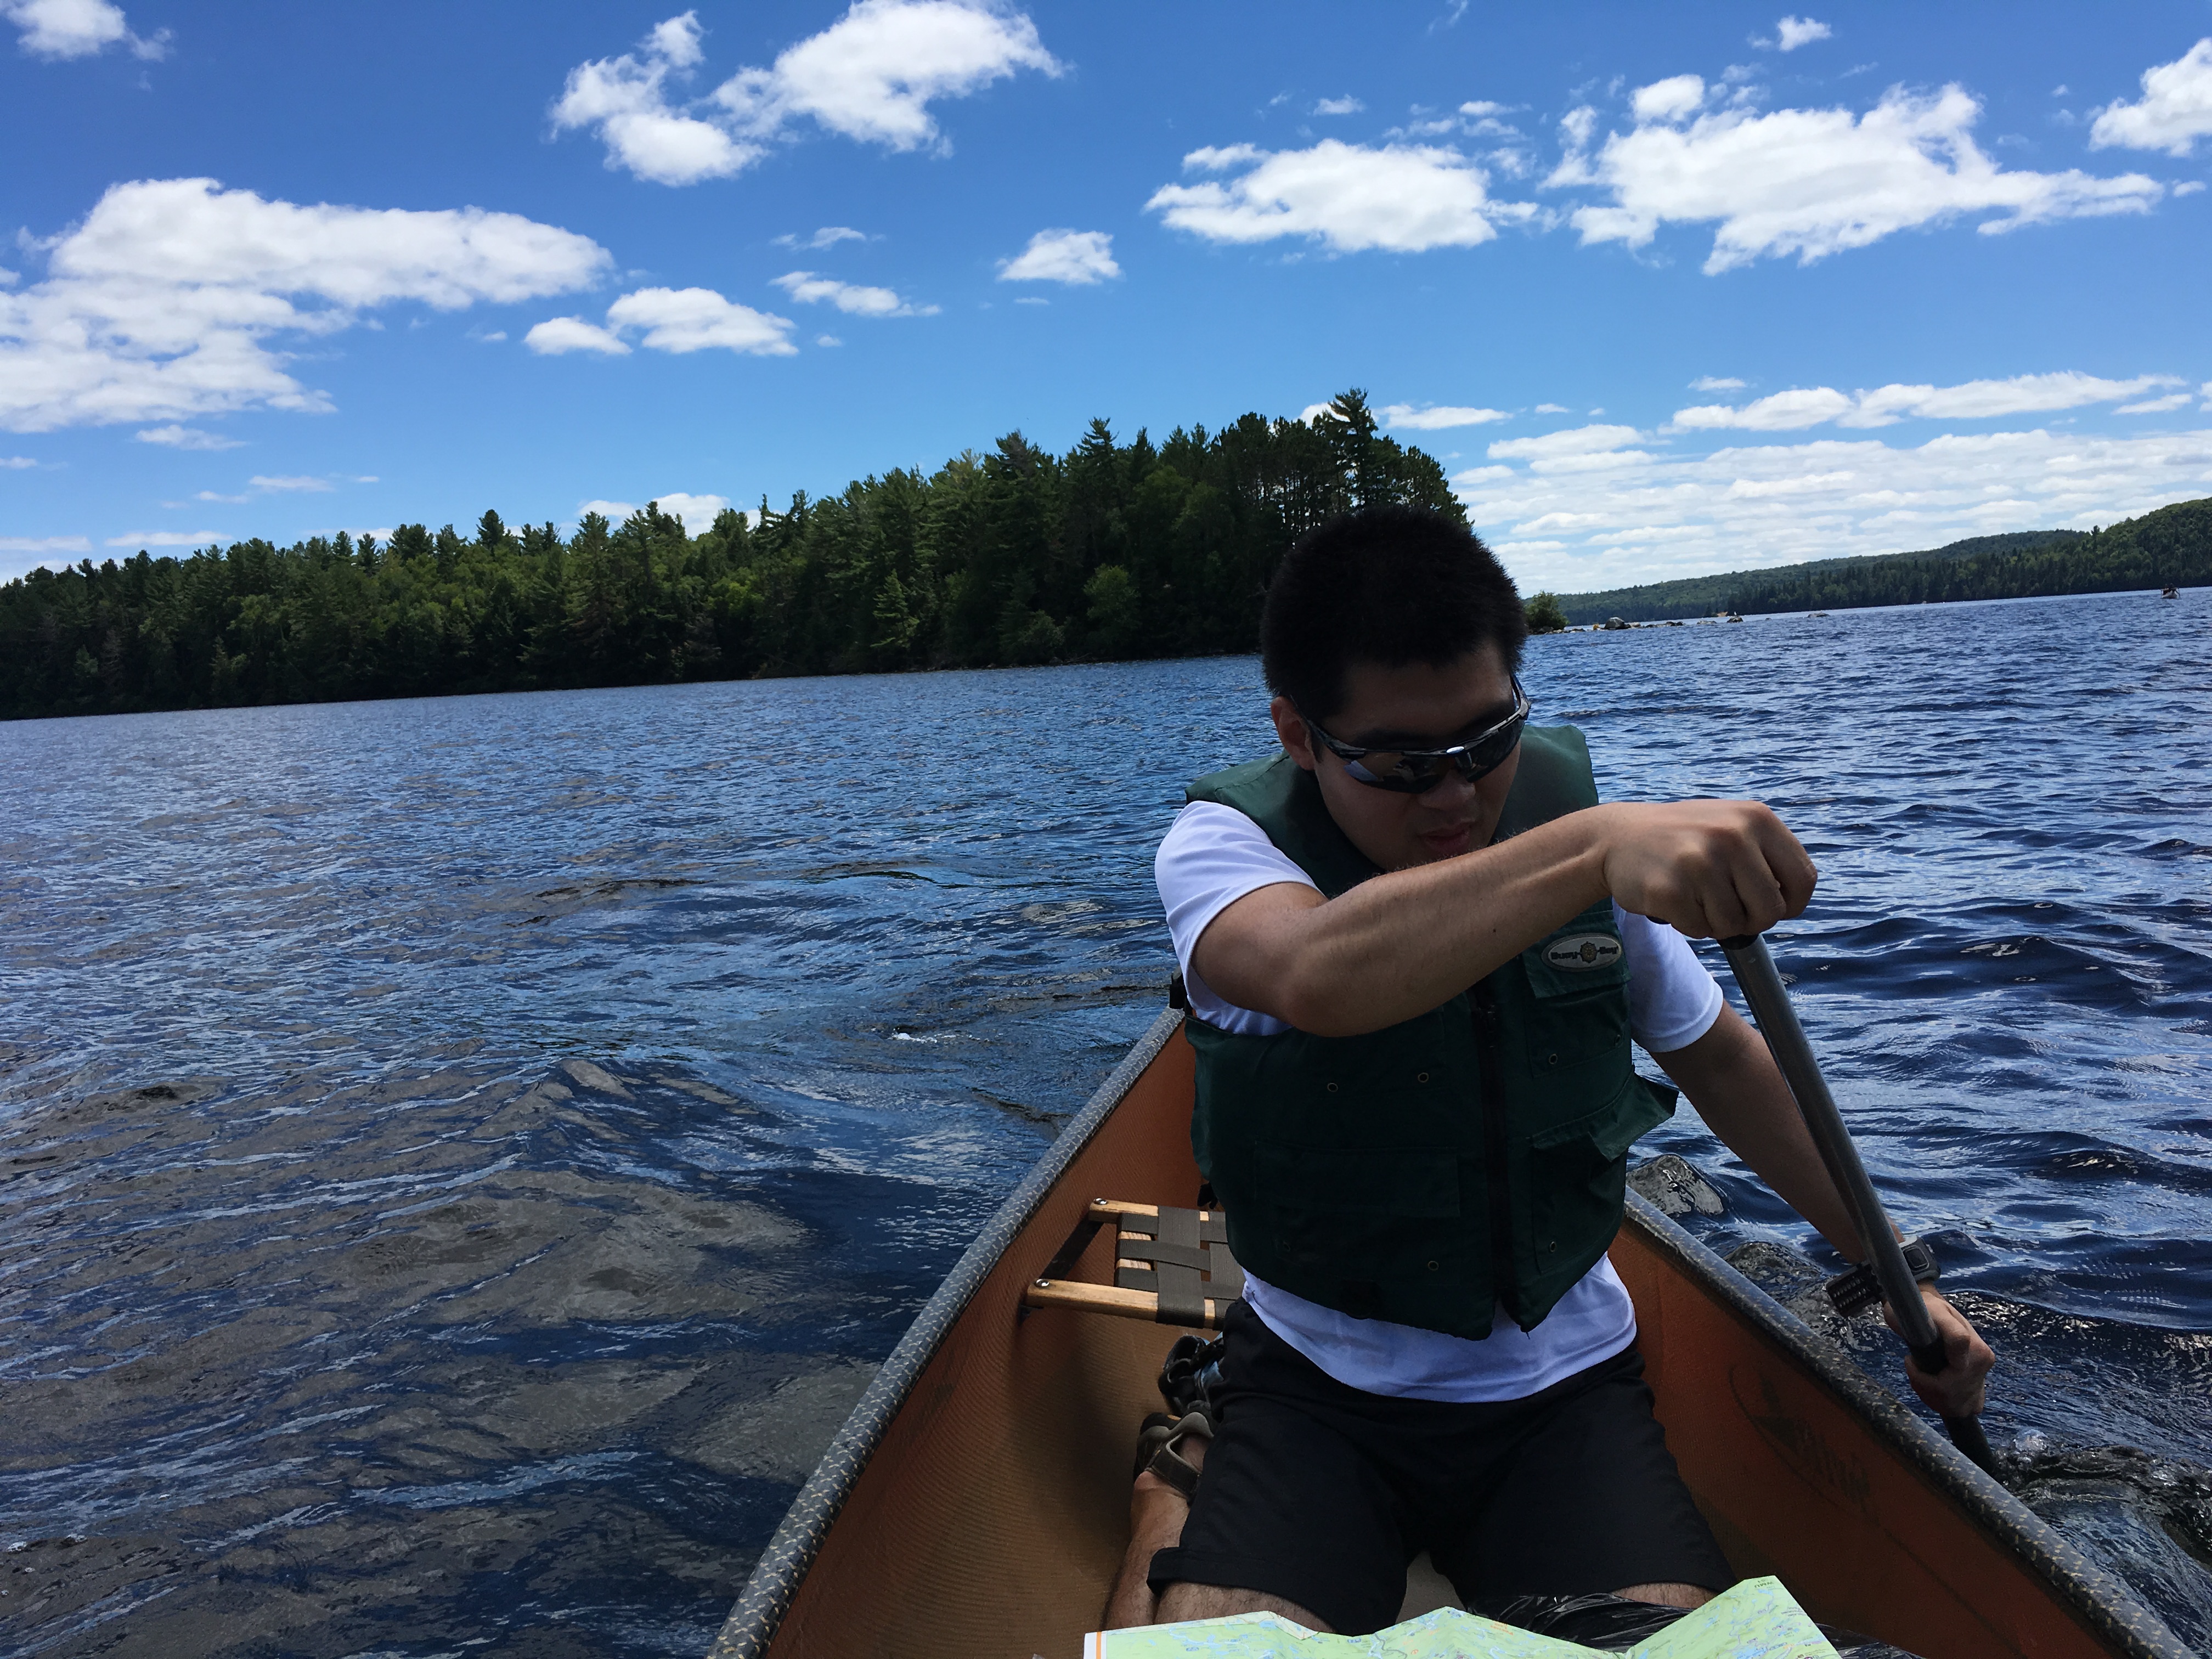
[710,1009,2187,1659]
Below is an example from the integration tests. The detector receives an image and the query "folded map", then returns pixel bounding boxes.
[1082,1576,1839,1659]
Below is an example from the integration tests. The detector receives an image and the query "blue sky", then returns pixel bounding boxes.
[3,0,2210,592]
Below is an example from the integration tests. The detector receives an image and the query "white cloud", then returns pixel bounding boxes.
[526,316,631,356]
[1147,140,1536,252]
[1760,16,1832,52]
[2117,392,2194,414]
[1673,371,2182,430]
[652,491,730,528]
[1673,387,1855,430]
[247,473,332,493]
[570,493,726,531]
[2,0,167,60]
[1487,424,1652,473]
[1012,297,1046,306]
[0,533,90,553]
[134,423,243,449]
[1691,376,1746,392]
[191,489,245,503]
[555,2,1060,186]
[1381,403,1511,430]
[1854,372,2179,422]
[106,529,229,548]
[1554,83,2164,273]
[1314,95,1364,117]
[1533,402,1570,414]
[817,332,844,345]
[605,286,797,355]
[1490,424,1644,459]
[2176,180,2208,196]
[996,228,1120,284]
[530,287,797,357]
[771,270,936,316]
[1,454,36,467]
[2090,38,2212,157]
[775,225,869,250]
[1,178,611,432]
[1632,75,1705,123]
[1465,422,2212,593]
[550,12,754,186]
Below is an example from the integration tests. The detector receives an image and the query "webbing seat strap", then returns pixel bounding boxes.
[1023,1200,1244,1329]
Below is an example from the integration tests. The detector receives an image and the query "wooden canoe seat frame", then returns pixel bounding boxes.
[1023,1199,1245,1330]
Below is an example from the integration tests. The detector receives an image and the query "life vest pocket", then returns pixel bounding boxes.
[1521,901,1631,998]
[1519,1076,1677,1277]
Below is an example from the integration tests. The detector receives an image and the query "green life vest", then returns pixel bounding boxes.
[1183,726,1677,1340]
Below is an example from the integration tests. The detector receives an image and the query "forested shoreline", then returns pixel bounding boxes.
[4,402,2206,721]
[0,391,1459,721]
[1548,498,2210,625]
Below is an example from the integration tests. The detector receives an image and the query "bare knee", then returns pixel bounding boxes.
[1155,1581,1333,1632]
[1613,1581,1716,1609]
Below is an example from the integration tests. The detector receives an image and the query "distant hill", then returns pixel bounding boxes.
[1548,499,2209,623]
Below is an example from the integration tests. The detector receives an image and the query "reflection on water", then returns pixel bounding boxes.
[2,588,2208,1652]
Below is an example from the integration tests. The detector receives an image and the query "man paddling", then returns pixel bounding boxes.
[1108,504,1995,1635]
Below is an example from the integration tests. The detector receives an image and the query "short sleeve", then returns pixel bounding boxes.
[1615,904,1724,1053]
[1154,802,1313,1035]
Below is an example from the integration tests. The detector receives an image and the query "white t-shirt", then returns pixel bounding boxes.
[1155,799,1724,1403]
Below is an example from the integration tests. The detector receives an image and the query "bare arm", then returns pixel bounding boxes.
[1194,799,1816,1037]
[1659,1006,1996,1417]
[1656,1006,1864,1255]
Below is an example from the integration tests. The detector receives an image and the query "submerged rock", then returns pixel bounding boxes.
[1628,1152,1726,1217]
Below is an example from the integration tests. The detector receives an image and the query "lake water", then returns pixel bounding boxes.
[3,588,2208,1656]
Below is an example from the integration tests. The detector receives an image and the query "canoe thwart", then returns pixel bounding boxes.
[1024,1199,1244,1329]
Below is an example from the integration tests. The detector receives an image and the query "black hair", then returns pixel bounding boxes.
[1260,504,1527,721]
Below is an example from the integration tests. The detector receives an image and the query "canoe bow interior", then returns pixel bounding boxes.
[711,1009,2183,1659]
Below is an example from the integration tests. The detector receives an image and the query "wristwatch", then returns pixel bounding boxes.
[1823,1237,1940,1318]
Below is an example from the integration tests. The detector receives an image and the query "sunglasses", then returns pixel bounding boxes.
[1301,679,1531,793]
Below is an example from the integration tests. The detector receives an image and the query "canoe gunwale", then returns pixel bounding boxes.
[1622,1191,2189,1659]
[708,1006,1188,1659]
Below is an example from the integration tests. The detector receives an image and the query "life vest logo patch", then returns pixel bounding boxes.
[1543,934,1622,971]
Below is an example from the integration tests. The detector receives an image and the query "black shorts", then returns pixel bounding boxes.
[1147,1300,1733,1636]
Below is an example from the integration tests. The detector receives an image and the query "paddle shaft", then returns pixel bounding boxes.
[1718,933,2001,1479]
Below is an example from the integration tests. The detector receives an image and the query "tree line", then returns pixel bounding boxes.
[1543,500,2210,625]
[1,391,1461,721]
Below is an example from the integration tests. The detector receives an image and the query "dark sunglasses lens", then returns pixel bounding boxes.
[1466,723,1523,771]
[1348,750,1447,792]
[1350,722,1523,792]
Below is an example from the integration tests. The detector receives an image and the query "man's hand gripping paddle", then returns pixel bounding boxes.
[1719,934,2003,1480]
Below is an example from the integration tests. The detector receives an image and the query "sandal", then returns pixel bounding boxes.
[1158,1333,1227,1420]
[1131,1408,1214,1502]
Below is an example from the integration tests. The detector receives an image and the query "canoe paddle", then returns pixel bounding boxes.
[1718,933,2003,1481]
